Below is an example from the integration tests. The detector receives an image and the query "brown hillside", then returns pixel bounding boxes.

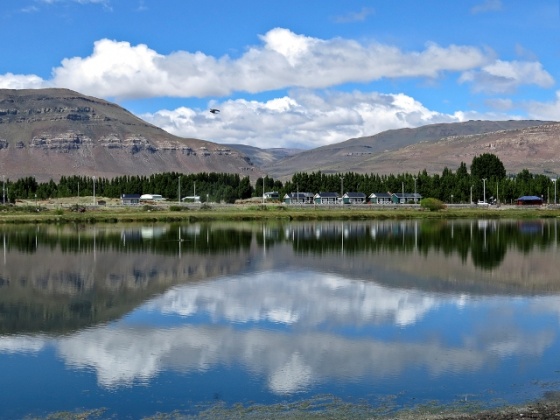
[370,122,560,176]
[0,88,260,181]
[263,120,560,178]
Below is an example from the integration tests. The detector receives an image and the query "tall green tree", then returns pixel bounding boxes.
[470,153,506,180]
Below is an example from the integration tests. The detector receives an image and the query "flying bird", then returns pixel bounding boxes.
[209,108,220,114]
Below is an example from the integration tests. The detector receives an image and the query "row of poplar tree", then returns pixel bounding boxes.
[2,153,558,204]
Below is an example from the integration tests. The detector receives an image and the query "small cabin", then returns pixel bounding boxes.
[314,192,339,205]
[343,192,367,204]
[284,192,314,204]
[121,194,141,205]
[516,195,543,205]
[369,192,392,204]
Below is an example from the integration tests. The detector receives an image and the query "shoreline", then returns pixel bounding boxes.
[1,200,560,224]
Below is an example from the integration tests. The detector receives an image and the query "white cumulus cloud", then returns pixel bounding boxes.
[45,29,492,100]
[526,90,560,121]
[0,73,46,89]
[140,90,469,149]
[460,60,554,93]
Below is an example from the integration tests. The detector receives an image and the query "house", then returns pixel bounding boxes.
[314,192,339,204]
[369,192,392,204]
[343,192,367,204]
[264,191,280,200]
[121,194,141,205]
[391,192,422,204]
[284,192,314,204]
[516,195,543,205]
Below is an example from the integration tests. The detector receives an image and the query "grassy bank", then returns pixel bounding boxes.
[1,199,560,223]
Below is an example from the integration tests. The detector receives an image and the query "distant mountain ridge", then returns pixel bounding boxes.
[0,88,557,182]
[262,120,560,179]
[224,143,302,168]
[0,88,261,182]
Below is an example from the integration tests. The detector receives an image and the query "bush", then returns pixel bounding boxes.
[142,205,160,212]
[169,205,187,212]
[420,198,446,212]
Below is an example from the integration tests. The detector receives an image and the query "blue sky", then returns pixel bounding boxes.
[1,0,559,149]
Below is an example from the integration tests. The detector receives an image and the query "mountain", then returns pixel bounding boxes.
[224,143,302,168]
[1,89,558,183]
[263,120,560,179]
[0,88,261,182]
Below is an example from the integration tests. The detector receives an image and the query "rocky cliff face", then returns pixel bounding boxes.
[0,89,260,181]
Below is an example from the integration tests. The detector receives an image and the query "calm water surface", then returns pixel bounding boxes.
[1,220,560,418]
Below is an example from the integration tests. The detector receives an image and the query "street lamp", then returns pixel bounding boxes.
[482,178,487,204]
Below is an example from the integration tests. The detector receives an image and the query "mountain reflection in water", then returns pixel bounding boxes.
[0,219,559,418]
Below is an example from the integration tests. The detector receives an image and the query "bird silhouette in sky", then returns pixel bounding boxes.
[209,108,220,114]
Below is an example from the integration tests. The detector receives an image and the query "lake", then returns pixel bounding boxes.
[1,219,560,418]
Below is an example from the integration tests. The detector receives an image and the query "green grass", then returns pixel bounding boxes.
[0,203,559,224]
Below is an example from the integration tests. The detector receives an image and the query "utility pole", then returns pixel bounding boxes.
[482,178,487,203]
[178,176,181,204]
